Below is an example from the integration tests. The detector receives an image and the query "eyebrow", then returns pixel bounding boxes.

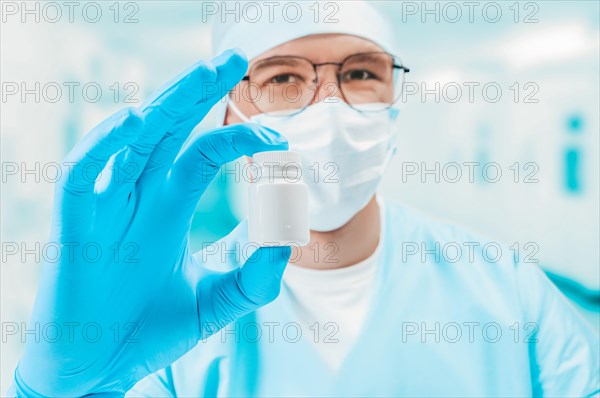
[346,53,388,63]
[252,57,306,72]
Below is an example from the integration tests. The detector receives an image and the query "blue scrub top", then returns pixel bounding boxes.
[129,202,600,397]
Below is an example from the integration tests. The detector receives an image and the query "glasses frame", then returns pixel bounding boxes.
[239,51,410,117]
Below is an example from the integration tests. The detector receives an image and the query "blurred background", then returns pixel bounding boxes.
[1,0,598,392]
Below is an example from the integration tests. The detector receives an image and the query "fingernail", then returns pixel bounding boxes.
[260,126,287,143]
[213,48,248,67]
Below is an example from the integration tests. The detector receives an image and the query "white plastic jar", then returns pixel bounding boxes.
[248,150,310,247]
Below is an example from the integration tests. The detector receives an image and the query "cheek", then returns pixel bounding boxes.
[224,101,257,125]
[226,83,262,124]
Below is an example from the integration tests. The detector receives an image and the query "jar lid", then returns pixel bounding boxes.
[252,150,302,181]
[252,150,301,166]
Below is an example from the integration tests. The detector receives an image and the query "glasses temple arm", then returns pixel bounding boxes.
[393,65,410,73]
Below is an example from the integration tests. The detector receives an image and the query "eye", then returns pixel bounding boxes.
[342,69,378,81]
[268,74,300,84]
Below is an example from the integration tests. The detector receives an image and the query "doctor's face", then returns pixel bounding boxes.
[225,33,395,124]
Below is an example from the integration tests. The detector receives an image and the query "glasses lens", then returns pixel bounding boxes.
[340,53,404,111]
[246,57,316,115]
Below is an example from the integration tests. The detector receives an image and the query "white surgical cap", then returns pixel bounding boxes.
[210,0,396,125]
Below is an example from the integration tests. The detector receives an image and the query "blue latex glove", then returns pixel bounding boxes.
[13,49,291,397]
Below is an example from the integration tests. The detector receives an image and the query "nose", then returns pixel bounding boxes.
[310,64,345,105]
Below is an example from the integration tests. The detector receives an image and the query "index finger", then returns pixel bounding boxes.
[135,49,249,153]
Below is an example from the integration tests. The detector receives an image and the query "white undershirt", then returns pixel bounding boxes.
[281,200,384,371]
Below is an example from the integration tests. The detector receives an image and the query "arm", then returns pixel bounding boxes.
[10,49,291,397]
[516,262,600,397]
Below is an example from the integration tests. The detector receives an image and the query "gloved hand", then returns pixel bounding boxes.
[13,49,291,397]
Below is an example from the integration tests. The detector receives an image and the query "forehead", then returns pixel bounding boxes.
[252,34,385,64]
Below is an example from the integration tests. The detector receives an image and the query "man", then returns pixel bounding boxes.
[11,2,599,397]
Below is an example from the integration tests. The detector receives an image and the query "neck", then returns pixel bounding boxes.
[291,196,381,270]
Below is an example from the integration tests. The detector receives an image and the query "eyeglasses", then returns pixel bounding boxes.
[230,52,410,116]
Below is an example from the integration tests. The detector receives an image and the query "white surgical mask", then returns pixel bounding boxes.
[230,100,399,232]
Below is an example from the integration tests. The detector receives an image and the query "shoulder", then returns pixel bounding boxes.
[383,200,521,289]
[384,201,512,253]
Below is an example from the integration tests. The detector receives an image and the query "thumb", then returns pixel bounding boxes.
[237,246,292,305]
[197,246,291,339]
